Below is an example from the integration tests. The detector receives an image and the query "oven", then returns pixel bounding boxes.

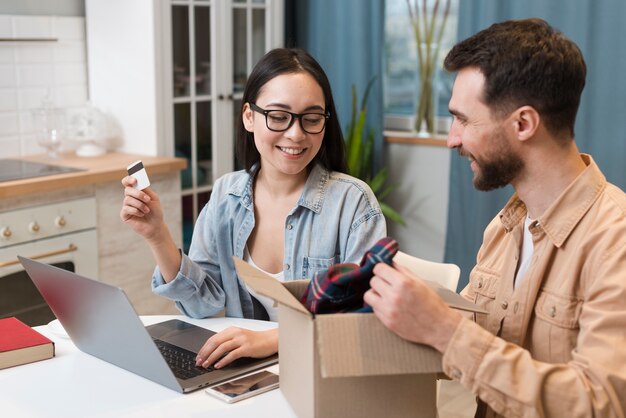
[0,197,98,326]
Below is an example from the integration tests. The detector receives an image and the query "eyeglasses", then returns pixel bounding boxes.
[249,103,330,134]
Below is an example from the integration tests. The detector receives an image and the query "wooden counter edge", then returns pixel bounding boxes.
[384,130,448,147]
[0,153,187,199]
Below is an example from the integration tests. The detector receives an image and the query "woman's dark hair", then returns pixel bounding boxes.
[235,48,347,173]
[444,18,586,139]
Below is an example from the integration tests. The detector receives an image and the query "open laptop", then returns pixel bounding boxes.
[18,256,278,393]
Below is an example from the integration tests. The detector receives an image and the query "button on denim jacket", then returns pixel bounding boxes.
[151,163,387,319]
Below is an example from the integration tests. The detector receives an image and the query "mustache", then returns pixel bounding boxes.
[457,147,473,159]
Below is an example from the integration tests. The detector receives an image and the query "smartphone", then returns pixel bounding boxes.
[205,370,279,403]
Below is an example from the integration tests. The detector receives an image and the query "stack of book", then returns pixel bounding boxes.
[0,317,55,369]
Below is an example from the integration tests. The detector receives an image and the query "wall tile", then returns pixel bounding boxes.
[19,110,38,134]
[54,41,86,63]
[0,66,16,88]
[0,47,15,64]
[54,17,86,41]
[0,88,17,111]
[0,112,19,136]
[20,134,45,156]
[54,63,87,86]
[2,15,88,157]
[0,16,12,38]
[18,87,50,110]
[54,85,88,107]
[14,16,53,39]
[15,44,54,63]
[16,64,54,87]
[0,136,21,158]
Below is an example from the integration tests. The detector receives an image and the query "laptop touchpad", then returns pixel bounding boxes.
[147,319,216,353]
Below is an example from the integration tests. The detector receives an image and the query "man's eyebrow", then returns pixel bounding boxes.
[448,108,467,120]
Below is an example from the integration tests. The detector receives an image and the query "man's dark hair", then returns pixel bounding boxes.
[444,18,586,138]
[236,48,347,173]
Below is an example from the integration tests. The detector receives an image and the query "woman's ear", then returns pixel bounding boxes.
[242,103,254,132]
[513,105,540,142]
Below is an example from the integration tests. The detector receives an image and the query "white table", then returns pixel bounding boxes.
[0,316,298,418]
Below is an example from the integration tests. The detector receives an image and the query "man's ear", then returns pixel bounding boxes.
[242,103,254,132]
[513,105,540,142]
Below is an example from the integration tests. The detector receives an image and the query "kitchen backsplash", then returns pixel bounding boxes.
[0,14,88,158]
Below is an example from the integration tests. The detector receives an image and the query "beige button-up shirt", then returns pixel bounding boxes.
[442,155,626,418]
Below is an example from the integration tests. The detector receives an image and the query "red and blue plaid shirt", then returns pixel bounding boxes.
[300,237,398,314]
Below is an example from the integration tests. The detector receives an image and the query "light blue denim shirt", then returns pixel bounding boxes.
[151,162,387,319]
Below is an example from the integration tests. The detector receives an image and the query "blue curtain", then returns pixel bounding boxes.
[444,0,626,290]
[285,0,385,171]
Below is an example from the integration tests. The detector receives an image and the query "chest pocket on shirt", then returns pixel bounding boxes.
[469,267,499,302]
[534,290,583,362]
[302,255,339,279]
[468,267,500,329]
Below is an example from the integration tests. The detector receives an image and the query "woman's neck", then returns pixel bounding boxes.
[255,165,310,199]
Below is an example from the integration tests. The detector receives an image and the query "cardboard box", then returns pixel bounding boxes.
[234,257,480,418]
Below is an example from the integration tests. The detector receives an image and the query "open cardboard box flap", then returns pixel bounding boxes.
[234,257,311,315]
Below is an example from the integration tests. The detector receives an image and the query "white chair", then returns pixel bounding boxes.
[392,251,460,292]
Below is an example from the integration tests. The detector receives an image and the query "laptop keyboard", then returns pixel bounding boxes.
[153,338,214,380]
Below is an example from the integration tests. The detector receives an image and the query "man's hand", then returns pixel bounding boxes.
[364,262,462,353]
[195,327,278,369]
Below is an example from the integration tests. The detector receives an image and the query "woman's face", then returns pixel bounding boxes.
[242,72,326,178]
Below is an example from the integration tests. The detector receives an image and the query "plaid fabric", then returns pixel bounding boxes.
[300,237,398,314]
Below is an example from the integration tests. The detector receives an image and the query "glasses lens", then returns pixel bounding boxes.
[301,113,326,134]
[266,110,292,131]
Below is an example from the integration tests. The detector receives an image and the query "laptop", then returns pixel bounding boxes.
[18,256,278,393]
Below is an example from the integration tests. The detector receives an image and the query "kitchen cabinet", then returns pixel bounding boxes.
[0,153,187,315]
[86,0,284,253]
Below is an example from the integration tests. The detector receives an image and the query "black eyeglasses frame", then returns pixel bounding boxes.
[249,103,330,134]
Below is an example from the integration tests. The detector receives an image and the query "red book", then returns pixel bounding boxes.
[0,317,55,369]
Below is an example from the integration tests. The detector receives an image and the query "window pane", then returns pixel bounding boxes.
[252,9,265,66]
[174,103,192,189]
[198,191,211,214]
[195,6,211,96]
[172,6,190,98]
[233,8,247,93]
[182,194,193,254]
[196,101,212,186]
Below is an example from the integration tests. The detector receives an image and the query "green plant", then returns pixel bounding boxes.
[344,79,405,226]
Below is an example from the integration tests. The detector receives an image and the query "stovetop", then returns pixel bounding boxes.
[0,159,85,183]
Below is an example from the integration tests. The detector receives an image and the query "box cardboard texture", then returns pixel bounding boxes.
[235,257,478,418]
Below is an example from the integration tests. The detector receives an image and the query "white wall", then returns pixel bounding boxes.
[85,0,161,156]
[0,14,88,158]
[385,141,451,262]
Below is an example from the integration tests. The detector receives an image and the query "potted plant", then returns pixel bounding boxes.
[344,79,405,225]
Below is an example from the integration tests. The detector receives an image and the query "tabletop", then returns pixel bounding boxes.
[0,315,298,418]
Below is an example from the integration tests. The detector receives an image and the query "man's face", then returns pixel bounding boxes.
[447,67,524,191]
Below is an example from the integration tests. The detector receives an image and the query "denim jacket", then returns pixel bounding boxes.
[151,163,387,319]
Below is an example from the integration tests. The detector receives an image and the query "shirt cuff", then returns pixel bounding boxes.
[442,317,495,384]
[151,252,201,300]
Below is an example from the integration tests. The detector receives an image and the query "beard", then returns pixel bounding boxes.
[459,127,524,191]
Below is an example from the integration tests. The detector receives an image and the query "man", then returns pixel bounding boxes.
[364,18,626,418]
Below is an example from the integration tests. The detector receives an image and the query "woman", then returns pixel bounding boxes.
[120,48,386,369]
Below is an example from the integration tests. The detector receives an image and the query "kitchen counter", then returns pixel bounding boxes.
[0,152,187,199]
[1,152,186,315]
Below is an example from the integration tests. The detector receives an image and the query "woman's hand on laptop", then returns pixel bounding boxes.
[195,327,278,369]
